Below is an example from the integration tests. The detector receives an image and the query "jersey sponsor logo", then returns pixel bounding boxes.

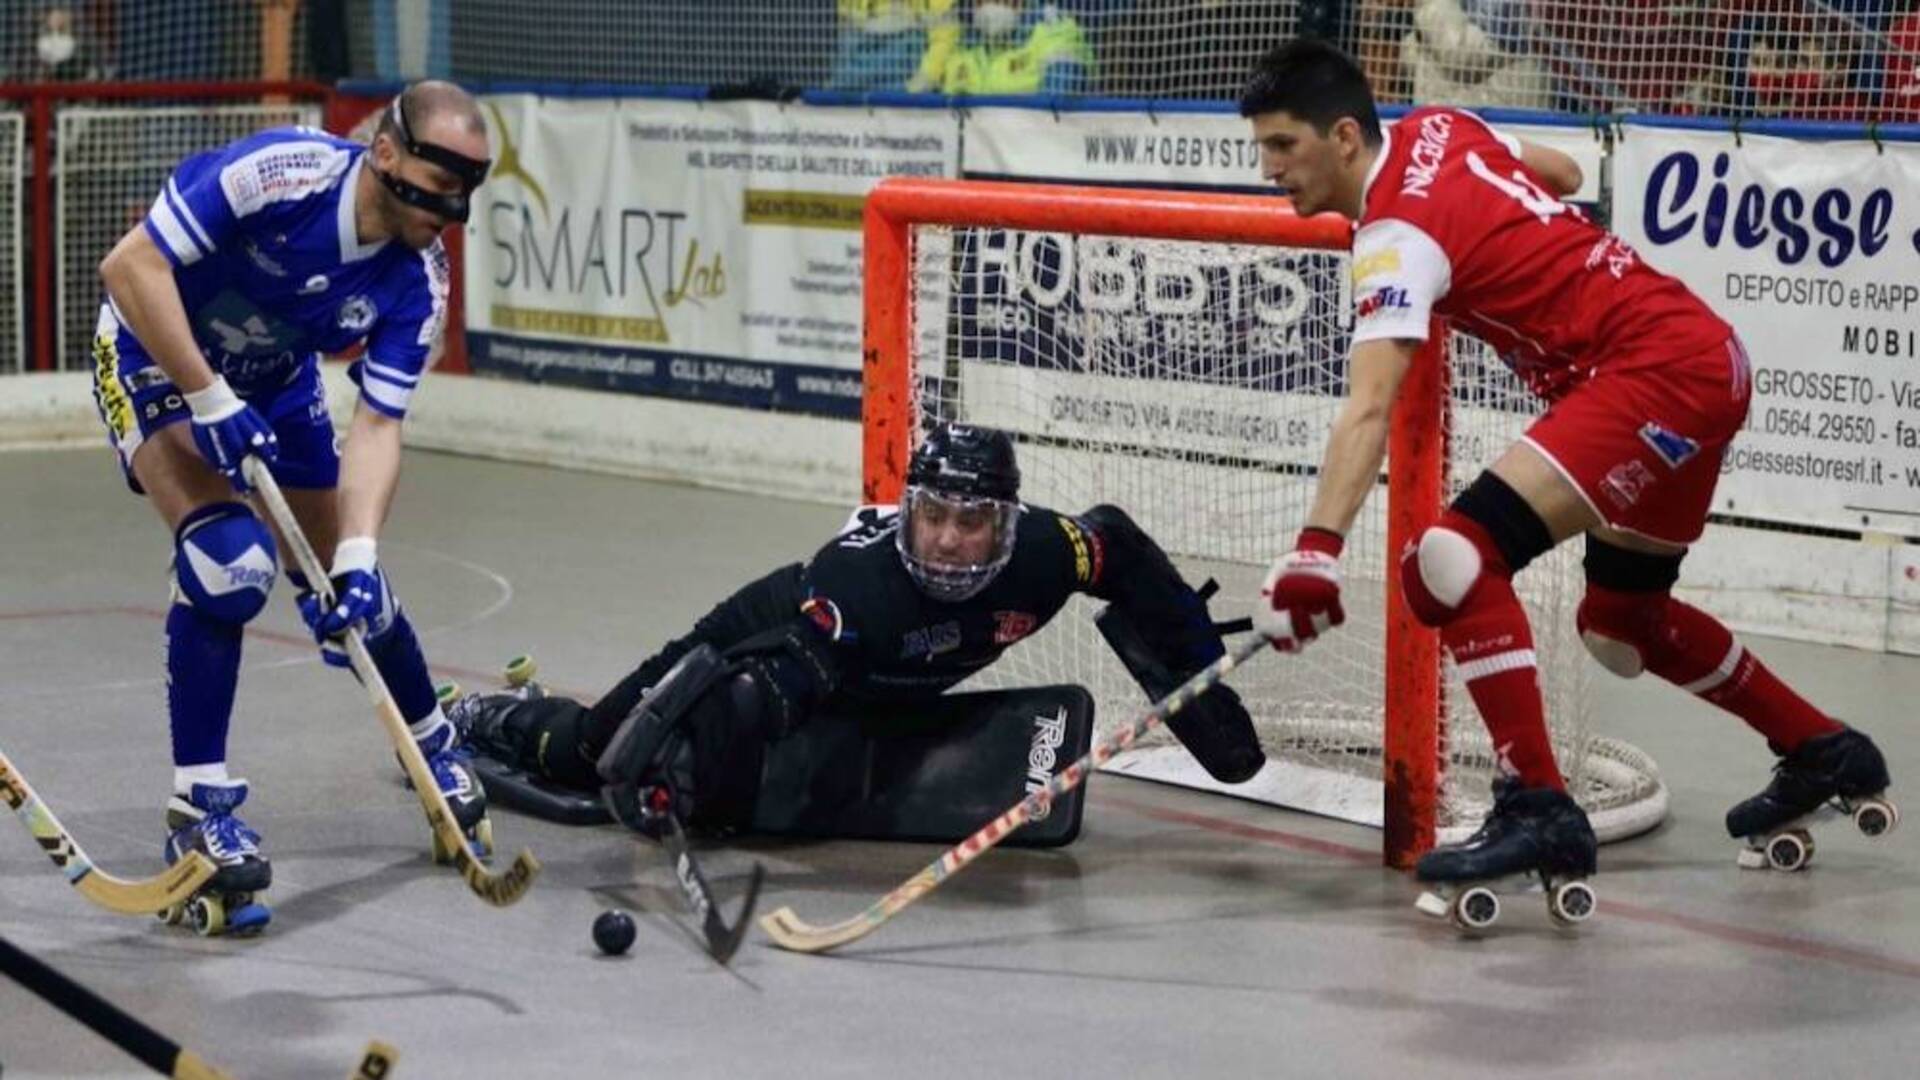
[241,238,287,277]
[800,596,848,642]
[1638,422,1701,469]
[900,620,962,661]
[298,274,330,295]
[1023,705,1069,822]
[1352,248,1401,284]
[1400,112,1454,200]
[1600,459,1657,509]
[337,295,378,333]
[1584,235,1637,279]
[208,314,280,354]
[993,610,1037,645]
[1356,286,1411,320]
[1057,516,1103,585]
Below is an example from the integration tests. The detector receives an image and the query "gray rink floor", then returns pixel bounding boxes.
[3,445,1919,1079]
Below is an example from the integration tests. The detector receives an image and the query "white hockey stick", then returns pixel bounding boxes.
[243,458,538,907]
[760,635,1268,954]
[0,749,217,916]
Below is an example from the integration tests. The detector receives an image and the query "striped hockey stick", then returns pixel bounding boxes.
[760,635,1267,954]
[244,459,538,907]
[0,749,216,916]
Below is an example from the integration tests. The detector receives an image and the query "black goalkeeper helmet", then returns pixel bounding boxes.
[896,424,1022,602]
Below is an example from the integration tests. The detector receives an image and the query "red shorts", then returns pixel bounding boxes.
[1521,337,1751,546]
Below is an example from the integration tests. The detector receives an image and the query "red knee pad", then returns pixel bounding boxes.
[1398,510,1510,628]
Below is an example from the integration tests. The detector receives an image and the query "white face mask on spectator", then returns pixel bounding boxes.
[974,2,1020,39]
[37,31,77,66]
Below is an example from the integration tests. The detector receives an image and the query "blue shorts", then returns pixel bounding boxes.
[89,303,340,494]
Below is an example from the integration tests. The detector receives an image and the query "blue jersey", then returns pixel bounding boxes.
[133,126,447,419]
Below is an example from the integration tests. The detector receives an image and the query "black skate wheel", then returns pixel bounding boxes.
[505,656,537,688]
[1450,887,1500,931]
[1853,799,1897,838]
[189,895,226,937]
[1766,830,1812,872]
[593,908,637,956]
[1548,880,1597,927]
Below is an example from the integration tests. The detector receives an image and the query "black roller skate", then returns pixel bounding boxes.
[1414,778,1599,933]
[1727,727,1898,872]
[160,779,271,937]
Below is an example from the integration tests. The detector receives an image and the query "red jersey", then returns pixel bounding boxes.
[1352,107,1730,401]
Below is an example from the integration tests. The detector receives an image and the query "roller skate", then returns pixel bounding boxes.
[159,779,272,937]
[1413,778,1599,934]
[436,655,546,762]
[1727,727,1898,872]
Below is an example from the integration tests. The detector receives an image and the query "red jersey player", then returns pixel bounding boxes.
[1240,39,1897,926]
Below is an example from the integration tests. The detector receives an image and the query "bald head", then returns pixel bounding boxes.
[388,80,489,163]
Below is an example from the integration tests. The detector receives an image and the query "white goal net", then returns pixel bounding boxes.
[875,186,1666,851]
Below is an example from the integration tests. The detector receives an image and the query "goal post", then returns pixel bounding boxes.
[861,177,1666,867]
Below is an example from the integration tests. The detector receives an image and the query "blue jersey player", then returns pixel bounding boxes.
[91,81,493,935]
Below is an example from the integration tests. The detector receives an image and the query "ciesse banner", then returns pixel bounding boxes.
[1614,125,1920,535]
[466,95,958,416]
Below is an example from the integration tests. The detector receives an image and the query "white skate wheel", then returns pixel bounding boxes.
[1414,890,1450,919]
[471,817,495,860]
[1547,880,1596,927]
[1766,830,1812,872]
[1450,886,1500,931]
[189,895,226,937]
[1853,798,1898,839]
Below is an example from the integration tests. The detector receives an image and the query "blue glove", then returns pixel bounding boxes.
[184,377,278,490]
[298,537,384,667]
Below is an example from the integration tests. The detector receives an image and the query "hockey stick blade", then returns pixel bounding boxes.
[759,636,1267,954]
[660,810,766,965]
[0,749,218,916]
[244,458,539,907]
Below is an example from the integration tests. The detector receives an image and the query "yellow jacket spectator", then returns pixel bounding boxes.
[832,0,962,92]
[937,2,1092,95]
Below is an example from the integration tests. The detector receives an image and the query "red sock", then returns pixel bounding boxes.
[1443,572,1565,791]
[1645,598,1842,751]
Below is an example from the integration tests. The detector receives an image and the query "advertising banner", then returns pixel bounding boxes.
[465,95,958,417]
[1614,126,1920,534]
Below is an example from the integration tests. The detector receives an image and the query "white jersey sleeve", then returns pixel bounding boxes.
[142,132,351,269]
[1349,218,1452,345]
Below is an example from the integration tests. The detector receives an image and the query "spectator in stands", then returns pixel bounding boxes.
[830,0,962,92]
[932,1,1093,95]
[1399,0,1551,110]
[21,4,102,82]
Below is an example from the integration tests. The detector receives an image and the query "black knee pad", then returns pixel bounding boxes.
[1450,472,1554,574]
[1582,535,1684,592]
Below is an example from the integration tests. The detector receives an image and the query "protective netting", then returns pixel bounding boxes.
[908,222,1666,842]
[0,111,22,373]
[1,1,308,83]
[423,1,1918,123]
[54,103,323,373]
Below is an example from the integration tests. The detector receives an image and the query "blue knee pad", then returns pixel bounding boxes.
[173,502,277,624]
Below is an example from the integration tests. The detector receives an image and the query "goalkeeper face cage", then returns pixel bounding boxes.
[896,487,1020,603]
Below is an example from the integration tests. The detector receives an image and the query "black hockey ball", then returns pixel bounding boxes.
[593,909,636,956]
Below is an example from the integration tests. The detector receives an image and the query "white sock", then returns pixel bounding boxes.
[174,762,229,796]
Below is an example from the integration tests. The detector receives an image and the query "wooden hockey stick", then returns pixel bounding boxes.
[760,635,1267,954]
[0,933,399,1079]
[242,459,538,907]
[0,749,217,916]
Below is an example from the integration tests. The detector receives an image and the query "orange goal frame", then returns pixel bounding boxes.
[859,177,1449,866]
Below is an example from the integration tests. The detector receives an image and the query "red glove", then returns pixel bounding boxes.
[1255,528,1345,652]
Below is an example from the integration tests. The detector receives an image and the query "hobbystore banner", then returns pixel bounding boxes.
[1614,125,1920,536]
[465,95,958,417]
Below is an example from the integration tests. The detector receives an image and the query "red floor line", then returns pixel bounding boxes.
[1095,791,1920,981]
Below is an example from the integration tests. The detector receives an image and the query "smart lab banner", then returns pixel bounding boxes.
[465,95,958,417]
[1614,125,1920,535]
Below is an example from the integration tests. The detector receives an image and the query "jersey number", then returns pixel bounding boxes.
[1466,151,1567,225]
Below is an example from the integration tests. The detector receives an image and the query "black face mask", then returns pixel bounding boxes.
[375,96,490,223]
